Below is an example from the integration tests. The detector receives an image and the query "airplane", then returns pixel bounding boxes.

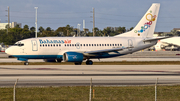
[5,3,168,65]
[155,37,180,51]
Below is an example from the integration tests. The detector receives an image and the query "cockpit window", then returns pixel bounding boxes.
[14,42,24,47]
[19,44,24,46]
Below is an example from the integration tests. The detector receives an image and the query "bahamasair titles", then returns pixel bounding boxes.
[5,3,168,65]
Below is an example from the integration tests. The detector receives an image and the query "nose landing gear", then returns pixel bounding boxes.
[24,60,29,65]
[86,60,93,65]
[24,62,29,65]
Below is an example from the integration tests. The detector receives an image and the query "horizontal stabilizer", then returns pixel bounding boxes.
[143,36,171,42]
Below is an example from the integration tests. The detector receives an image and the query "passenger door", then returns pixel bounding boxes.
[31,40,38,51]
[128,39,133,51]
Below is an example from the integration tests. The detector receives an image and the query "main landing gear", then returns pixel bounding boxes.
[74,62,82,65]
[86,60,93,65]
[74,60,93,65]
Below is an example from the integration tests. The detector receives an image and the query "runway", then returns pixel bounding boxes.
[0,65,180,87]
[0,57,180,63]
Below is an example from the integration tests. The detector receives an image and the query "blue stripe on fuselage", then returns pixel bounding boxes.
[12,54,125,60]
[12,55,63,59]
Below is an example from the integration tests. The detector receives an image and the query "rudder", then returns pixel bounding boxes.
[115,3,160,38]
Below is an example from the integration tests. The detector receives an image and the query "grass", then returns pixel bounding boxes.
[1,61,180,65]
[1,85,180,101]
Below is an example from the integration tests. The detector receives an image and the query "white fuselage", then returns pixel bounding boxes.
[6,36,156,60]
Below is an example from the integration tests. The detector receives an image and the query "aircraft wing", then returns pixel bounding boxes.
[143,36,171,42]
[84,46,133,54]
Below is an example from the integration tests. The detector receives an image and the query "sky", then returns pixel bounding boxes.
[0,0,180,32]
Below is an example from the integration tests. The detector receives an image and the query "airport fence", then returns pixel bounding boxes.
[1,79,180,101]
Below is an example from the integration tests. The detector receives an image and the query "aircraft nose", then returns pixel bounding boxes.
[5,47,13,55]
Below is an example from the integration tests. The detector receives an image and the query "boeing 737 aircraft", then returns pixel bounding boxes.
[155,37,180,51]
[5,3,167,65]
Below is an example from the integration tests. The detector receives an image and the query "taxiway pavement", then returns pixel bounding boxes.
[0,65,180,87]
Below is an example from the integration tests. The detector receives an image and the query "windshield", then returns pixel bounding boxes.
[14,42,24,46]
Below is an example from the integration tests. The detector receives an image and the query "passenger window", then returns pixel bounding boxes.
[70,44,71,46]
[72,44,74,46]
[59,44,61,47]
[43,44,44,47]
[99,44,101,46]
[81,44,82,46]
[89,44,91,46]
[56,44,58,47]
[65,44,66,47]
[53,44,55,46]
[107,44,109,46]
[97,44,98,46]
[45,44,47,47]
[112,44,114,46]
[92,44,93,46]
[67,44,69,46]
[102,44,104,46]
[120,44,122,46]
[86,44,88,46]
[40,45,41,47]
[110,44,111,46]
[118,44,119,46]
[94,44,96,46]
[84,44,85,46]
[115,44,117,46]
[75,44,76,46]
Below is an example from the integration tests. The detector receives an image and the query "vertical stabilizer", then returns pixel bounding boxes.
[115,3,160,38]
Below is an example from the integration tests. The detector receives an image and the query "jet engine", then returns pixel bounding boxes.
[63,52,84,62]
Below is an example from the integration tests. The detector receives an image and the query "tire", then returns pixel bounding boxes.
[24,62,29,65]
[57,59,62,62]
[86,60,93,65]
[74,62,82,65]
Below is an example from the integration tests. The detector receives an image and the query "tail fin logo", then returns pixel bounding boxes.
[134,11,157,33]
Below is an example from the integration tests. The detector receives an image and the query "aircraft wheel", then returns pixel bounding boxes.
[74,62,82,65]
[57,59,62,62]
[86,60,93,65]
[24,62,29,65]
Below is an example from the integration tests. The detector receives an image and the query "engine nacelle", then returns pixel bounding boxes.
[63,52,84,62]
[154,40,164,51]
